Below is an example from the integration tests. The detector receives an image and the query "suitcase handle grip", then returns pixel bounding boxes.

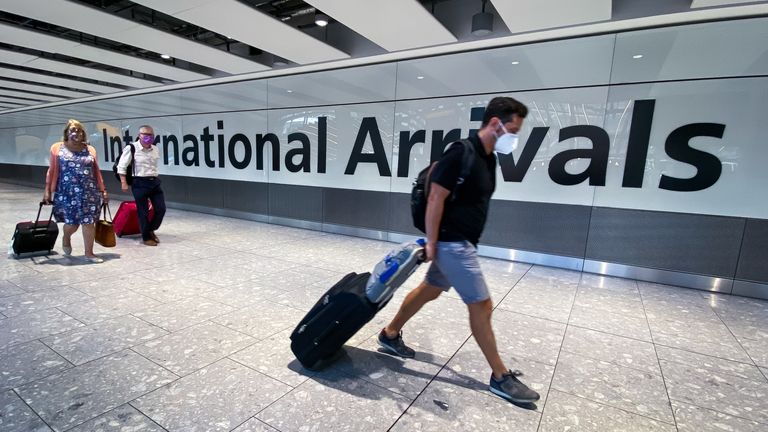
[313,320,341,346]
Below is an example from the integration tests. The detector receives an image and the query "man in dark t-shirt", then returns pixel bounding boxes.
[378,97,540,404]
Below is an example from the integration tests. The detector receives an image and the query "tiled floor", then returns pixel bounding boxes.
[1,182,767,432]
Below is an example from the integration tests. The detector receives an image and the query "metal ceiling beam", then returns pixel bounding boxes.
[0,0,269,75]
[0,78,93,99]
[0,66,123,93]
[132,0,349,64]
[0,22,211,82]
[303,0,457,52]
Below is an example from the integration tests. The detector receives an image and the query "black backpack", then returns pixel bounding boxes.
[410,139,476,233]
[112,142,135,185]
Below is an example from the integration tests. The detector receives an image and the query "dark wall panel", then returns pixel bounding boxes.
[269,183,322,222]
[323,188,390,230]
[183,176,224,208]
[0,164,47,187]
[156,175,188,204]
[736,219,768,283]
[387,193,592,257]
[387,193,421,235]
[586,207,745,278]
[485,200,592,257]
[223,180,269,214]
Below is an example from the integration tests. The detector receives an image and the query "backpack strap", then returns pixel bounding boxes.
[130,142,136,176]
[446,139,475,201]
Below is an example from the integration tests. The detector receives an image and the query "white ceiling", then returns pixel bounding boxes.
[0,48,160,88]
[0,22,210,82]
[0,66,124,93]
[491,0,613,34]
[0,0,767,113]
[0,0,267,74]
[131,0,349,64]
[304,0,457,51]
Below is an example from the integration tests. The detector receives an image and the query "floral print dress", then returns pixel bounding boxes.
[53,145,102,225]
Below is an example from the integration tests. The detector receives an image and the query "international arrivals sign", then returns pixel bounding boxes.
[102,99,725,193]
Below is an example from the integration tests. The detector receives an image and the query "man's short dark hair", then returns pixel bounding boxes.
[481,97,528,127]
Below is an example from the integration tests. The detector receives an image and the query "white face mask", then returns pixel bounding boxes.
[494,123,518,155]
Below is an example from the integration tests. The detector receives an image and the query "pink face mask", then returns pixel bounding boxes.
[140,134,154,145]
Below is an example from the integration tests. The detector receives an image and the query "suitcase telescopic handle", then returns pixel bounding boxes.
[34,201,55,228]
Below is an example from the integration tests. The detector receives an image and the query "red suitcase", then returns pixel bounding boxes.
[113,201,154,237]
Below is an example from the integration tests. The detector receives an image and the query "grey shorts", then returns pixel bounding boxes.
[425,241,490,304]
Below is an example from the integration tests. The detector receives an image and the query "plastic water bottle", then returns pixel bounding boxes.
[366,239,426,304]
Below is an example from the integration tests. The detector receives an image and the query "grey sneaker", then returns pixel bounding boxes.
[377,329,415,358]
[489,370,540,403]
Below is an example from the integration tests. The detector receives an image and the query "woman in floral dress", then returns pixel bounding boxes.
[43,119,109,263]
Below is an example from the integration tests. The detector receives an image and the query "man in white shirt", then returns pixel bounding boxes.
[116,125,166,246]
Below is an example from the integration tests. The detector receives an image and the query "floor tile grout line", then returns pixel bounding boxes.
[126,347,183,380]
[35,316,183,369]
[651,344,768,382]
[556,347,664,377]
[125,403,171,432]
[226,356,311,390]
[708,303,765,371]
[11,387,57,432]
[534,269,581,432]
[228,415,283,432]
[638,282,681,432]
[62,403,170,432]
[666,395,768,427]
[548,388,678,427]
[550,319,652,343]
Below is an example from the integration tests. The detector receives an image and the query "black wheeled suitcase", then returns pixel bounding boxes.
[11,202,59,257]
[290,272,377,370]
[290,240,426,370]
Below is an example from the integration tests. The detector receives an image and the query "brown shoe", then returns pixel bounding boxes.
[143,239,158,246]
[150,231,160,243]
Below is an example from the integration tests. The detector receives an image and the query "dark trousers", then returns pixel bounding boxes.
[131,177,166,241]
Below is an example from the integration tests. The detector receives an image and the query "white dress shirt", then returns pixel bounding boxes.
[117,141,160,177]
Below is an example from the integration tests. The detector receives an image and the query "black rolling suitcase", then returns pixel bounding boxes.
[290,272,377,370]
[11,202,59,257]
[290,240,425,370]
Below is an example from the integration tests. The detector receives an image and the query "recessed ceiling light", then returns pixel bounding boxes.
[511,61,520,65]
[417,76,424,80]
[315,13,329,27]
[633,54,643,59]
[160,54,171,59]
[287,89,293,93]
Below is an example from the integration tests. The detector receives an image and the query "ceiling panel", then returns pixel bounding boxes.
[0,89,64,102]
[0,78,93,99]
[0,22,210,82]
[132,0,349,65]
[0,49,159,89]
[491,0,612,34]
[0,66,123,93]
[304,0,457,52]
[0,0,269,75]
